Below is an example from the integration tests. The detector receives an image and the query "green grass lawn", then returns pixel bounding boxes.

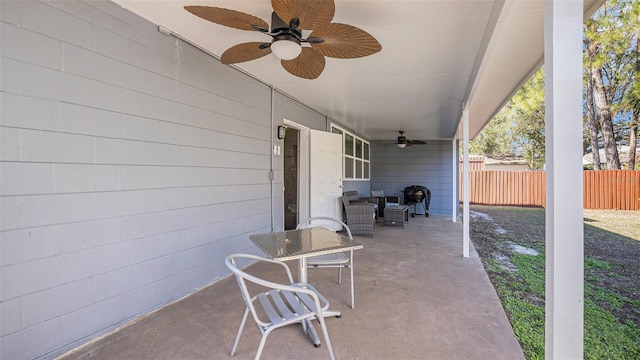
[583,209,640,241]
[470,206,640,360]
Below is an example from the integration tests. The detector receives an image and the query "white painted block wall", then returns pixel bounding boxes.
[0,1,277,358]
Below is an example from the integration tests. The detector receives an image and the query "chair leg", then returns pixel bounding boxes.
[337,267,342,284]
[349,267,355,308]
[349,251,355,308]
[317,315,336,360]
[255,329,272,360]
[231,308,249,356]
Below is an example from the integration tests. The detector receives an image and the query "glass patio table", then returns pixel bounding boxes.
[249,227,363,346]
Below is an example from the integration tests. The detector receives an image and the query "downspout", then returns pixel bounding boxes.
[270,86,275,231]
[462,109,470,258]
[452,137,458,222]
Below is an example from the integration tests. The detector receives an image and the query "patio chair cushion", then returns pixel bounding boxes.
[370,190,400,217]
[371,190,400,206]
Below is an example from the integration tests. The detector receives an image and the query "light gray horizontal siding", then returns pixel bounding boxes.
[0,1,274,358]
[343,181,371,196]
[370,140,454,216]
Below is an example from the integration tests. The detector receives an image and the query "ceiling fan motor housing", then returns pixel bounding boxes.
[270,12,300,37]
[273,33,301,45]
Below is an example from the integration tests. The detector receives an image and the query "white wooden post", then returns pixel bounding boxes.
[462,110,470,258]
[544,0,584,358]
[452,137,458,222]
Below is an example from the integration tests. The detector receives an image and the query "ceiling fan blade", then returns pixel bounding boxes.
[303,37,325,44]
[288,17,300,31]
[184,6,269,32]
[272,0,334,30]
[310,23,382,59]
[408,140,427,145]
[220,42,272,64]
[281,48,325,79]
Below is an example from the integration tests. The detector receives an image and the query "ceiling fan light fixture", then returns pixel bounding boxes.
[271,36,302,60]
[397,143,407,148]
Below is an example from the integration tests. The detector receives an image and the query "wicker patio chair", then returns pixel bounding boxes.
[343,190,380,216]
[340,196,376,237]
[297,216,356,308]
[371,190,400,217]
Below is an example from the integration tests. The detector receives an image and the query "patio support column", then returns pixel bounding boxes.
[544,0,584,358]
[462,110,470,258]
[452,137,458,222]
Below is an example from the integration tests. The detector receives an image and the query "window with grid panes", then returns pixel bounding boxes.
[331,125,370,180]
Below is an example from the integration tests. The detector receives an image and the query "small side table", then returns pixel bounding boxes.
[383,206,409,228]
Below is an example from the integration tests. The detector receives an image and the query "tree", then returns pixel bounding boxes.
[622,7,639,169]
[629,77,639,169]
[584,0,639,169]
[585,19,620,169]
[469,109,515,156]
[584,36,602,169]
[510,69,546,170]
[469,69,546,170]
[613,0,639,169]
[472,0,638,170]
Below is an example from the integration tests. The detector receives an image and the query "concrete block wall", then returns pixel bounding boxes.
[370,140,455,216]
[0,1,277,358]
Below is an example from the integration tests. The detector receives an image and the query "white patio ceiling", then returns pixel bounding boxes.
[114,0,604,142]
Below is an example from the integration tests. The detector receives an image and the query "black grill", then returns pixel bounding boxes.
[402,185,431,217]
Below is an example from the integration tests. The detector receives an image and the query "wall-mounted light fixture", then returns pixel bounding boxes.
[277,125,286,140]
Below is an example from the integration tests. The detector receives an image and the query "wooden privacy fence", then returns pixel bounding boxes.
[583,170,640,210]
[462,171,546,207]
[460,170,640,210]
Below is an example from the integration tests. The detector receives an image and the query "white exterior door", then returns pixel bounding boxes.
[309,129,342,228]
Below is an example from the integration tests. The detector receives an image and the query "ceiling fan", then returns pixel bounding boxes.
[184,0,382,79]
[383,131,427,148]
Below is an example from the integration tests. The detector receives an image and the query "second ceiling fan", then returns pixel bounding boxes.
[383,131,427,148]
[184,0,382,79]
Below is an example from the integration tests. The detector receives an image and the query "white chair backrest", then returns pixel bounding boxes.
[296,216,353,240]
[225,254,296,327]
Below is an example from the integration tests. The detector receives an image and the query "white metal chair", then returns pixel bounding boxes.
[225,254,335,360]
[296,216,356,308]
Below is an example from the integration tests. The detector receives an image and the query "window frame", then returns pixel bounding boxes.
[331,124,370,180]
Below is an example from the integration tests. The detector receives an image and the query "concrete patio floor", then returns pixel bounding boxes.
[60,215,525,360]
